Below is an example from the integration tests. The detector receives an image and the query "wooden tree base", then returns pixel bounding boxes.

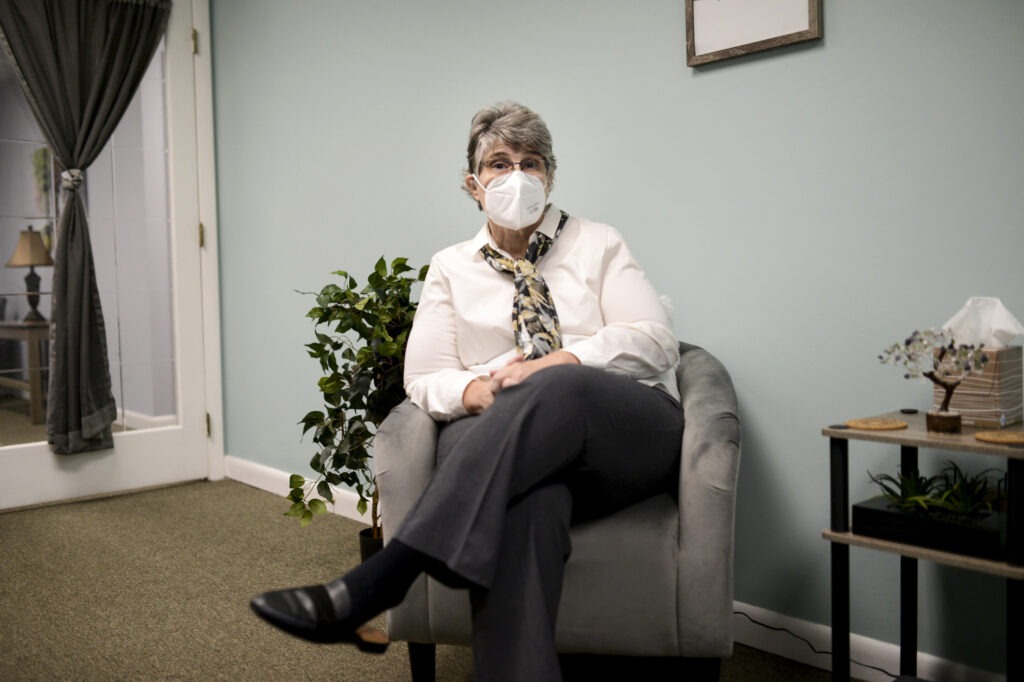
[926,411,962,433]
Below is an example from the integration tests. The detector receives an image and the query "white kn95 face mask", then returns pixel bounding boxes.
[474,170,547,230]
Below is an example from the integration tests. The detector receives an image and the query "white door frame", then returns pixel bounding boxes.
[193,0,225,481]
[0,0,224,509]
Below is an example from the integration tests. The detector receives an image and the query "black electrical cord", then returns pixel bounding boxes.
[733,610,898,678]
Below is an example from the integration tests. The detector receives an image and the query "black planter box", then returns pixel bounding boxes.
[852,496,1006,561]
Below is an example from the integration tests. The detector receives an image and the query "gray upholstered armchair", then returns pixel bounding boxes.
[375,342,741,681]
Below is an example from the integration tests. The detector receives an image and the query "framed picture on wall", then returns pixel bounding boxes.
[686,0,822,67]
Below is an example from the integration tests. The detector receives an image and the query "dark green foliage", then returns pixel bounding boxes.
[287,257,428,532]
[867,469,941,512]
[931,460,1004,517]
[868,460,1005,524]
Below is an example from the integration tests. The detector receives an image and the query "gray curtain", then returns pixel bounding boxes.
[0,0,172,453]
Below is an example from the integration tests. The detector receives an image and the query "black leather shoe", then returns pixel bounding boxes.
[250,582,389,653]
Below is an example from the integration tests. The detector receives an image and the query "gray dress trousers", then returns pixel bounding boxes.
[393,363,683,682]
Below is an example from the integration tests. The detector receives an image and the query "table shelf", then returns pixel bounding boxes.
[823,411,1024,459]
[822,529,1024,580]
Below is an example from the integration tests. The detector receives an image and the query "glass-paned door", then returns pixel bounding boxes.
[0,49,57,439]
[0,1,211,508]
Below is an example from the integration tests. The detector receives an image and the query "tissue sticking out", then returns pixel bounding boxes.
[943,297,1024,349]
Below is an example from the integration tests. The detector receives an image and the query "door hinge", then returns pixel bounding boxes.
[206,412,212,438]
[199,222,205,248]
[192,28,199,56]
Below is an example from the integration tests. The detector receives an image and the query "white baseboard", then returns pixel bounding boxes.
[223,455,1002,681]
[223,455,368,525]
[732,601,1003,681]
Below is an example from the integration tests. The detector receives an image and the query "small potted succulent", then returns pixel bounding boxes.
[878,328,988,433]
[287,257,427,559]
[855,460,1007,560]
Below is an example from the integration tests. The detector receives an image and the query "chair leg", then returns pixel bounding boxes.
[408,642,436,682]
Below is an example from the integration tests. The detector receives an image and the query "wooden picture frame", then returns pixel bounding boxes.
[686,0,822,67]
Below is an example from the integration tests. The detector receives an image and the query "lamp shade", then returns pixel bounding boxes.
[6,226,54,268]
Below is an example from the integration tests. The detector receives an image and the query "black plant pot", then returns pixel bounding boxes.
[359,527,384,562]
[852,496,1005,560]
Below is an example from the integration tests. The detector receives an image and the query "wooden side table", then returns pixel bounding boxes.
[0,321,50,424]
[823,412,1023,681]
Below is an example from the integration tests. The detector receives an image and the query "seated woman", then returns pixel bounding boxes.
[252,101,683,682]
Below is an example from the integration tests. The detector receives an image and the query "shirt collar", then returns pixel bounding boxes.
[471,203,561,257]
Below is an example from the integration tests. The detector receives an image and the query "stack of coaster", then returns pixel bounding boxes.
[845,418,908,431]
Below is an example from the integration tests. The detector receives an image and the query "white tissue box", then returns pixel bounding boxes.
[932,346,1023,428]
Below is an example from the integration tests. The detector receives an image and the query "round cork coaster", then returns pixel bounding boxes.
[845,417,909,431]
[975,431,1024,445]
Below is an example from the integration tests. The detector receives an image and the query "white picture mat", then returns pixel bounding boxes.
[693,0,811,56]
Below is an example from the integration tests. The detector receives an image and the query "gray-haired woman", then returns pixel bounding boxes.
[252,101,682,682]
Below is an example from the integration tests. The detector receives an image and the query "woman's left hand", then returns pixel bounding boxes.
[489,350,580,393]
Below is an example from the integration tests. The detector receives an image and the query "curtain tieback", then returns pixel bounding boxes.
[61,169,84,190]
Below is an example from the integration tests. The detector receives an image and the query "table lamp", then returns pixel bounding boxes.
[5,225,54,322]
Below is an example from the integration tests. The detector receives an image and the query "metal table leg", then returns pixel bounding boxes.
[830,437,850,682]
[1008,459,1023,680]
[900,446,919,678]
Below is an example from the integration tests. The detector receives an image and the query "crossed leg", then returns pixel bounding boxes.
[251,364,682,674]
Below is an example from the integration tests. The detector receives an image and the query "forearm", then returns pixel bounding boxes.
[564,321,678,378]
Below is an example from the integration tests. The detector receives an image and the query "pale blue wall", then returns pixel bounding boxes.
[210,0,1023,674]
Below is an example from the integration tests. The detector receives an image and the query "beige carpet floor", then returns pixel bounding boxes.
[0,479,842,681]
[0,395,46,446]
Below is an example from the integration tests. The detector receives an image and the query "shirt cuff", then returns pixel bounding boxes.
[560,340,605,368]
[406,370,480,421]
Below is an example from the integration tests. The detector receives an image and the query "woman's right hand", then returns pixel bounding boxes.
[462,376,495,414]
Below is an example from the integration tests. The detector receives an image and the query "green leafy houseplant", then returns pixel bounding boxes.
[868,460,1005,522]
[866,468,941,514]
[32,147,51,212]
[287,257,428,534]
[858,460,1008,560]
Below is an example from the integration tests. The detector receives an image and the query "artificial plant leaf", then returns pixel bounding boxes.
[299,411,325,434]
[319,375,344,393]
[378,341,401,357]
[391,257,411,274]
[317,480,334,502]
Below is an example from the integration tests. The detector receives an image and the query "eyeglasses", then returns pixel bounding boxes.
[480,155,547,176]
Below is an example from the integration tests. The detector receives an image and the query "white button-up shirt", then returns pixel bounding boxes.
[404,204,680,420]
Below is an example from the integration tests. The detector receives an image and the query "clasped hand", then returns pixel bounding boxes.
[462,350,579,414]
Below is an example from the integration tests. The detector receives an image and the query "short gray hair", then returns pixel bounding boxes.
[463,101,557,201]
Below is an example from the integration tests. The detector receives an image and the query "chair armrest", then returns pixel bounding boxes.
[374,398,440,641]
[375,398,439,542]
[675,344,742,655]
